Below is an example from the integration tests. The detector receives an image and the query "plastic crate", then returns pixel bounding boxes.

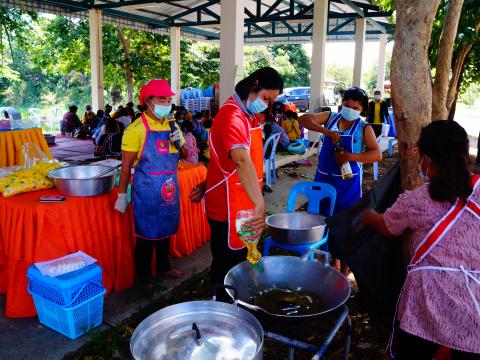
[27,263,102,306]
[28,282,106,339]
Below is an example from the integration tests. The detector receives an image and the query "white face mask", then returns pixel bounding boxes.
[374,95,381,101]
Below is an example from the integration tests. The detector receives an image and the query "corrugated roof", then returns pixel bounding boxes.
[0,0,394,44]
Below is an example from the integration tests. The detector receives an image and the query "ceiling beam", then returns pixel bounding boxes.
[338,0,386,33]
[94,0,182,10]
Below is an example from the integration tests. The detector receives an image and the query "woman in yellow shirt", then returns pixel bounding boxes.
[114,79,187,282]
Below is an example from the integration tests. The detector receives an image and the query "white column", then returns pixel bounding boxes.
[352,17,366,87]
[376,33,387,93]
[219,0,245,105]
[308,0,328,142]
[89,9,104,111]
[170,26,181,106]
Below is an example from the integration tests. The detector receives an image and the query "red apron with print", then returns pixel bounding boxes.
[206,105,263,250]
[389,174,480,357]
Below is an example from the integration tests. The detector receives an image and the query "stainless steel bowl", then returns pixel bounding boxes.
[130,301,264,360]
[48,165,116,197]
[266,212,326,244]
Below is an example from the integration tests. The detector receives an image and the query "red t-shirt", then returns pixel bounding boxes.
[205,97,258,221]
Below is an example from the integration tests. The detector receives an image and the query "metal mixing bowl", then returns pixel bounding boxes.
[48,165,116,197]
[266,212,326,245]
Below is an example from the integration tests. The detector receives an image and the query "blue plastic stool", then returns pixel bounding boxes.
[263,181,337,259]
[264,133,281,187]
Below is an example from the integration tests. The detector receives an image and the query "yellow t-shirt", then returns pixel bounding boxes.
[121,113,185,160]
[374,101,382,125]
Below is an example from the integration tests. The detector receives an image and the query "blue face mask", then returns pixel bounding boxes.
[149,100,171,119]
[246,95,268,114]
[419,156,430,182]
[339,106,361,122]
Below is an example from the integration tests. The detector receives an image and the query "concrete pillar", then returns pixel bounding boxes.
[352,17,366,87]
[308,0,328,142]
[219,0,244,105]
[170,26,181,106]
[89,9,104,111]
[376,33,387,93]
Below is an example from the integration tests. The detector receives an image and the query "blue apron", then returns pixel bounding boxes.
[133,114,180,240]
[315,113,363,214]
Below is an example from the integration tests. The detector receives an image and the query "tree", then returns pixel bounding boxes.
[363,51,391,94]
[326,64,353,86]
[244,46,271,76]
[390,0,441,190]
[268,44,311,87]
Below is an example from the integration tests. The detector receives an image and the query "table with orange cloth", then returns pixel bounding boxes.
[0,128,53,167]
[170,162,210,257]
[0,188,135,318]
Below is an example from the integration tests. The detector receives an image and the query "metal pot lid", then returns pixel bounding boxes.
[130,301,264,360]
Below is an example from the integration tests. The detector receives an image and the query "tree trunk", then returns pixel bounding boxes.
[431,0,464,121]
[391,0,441,191]
[447,58,467,121]
[446,19,480,114]
[117,27,134,103]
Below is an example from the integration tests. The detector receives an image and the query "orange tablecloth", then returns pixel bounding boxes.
[0,128,53,167]
[0,188,135,318]
[170,162,210,257]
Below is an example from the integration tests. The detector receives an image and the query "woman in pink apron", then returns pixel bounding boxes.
[363,120,480,359]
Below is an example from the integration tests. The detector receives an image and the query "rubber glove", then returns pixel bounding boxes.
[114,193,128,213]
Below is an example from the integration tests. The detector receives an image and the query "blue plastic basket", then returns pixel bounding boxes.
[27,263,102,306]
[28,282,106,339]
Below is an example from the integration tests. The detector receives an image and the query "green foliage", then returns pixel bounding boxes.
[326,64,353,86]
[363,50,392,93]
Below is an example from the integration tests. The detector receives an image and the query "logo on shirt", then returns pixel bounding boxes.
[161,178,176,202]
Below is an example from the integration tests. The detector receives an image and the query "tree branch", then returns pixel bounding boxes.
[431,0,464,121]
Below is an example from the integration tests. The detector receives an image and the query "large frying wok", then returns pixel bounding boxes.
[224,250,351,323]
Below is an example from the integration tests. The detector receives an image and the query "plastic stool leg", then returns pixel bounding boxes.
[265,161,271,187]
[388,139,393,157]
[263,238,272,256]
[272,158,276,184]
[373,162,379,181]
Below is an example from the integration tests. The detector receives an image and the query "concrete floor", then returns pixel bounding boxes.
[0,154,320,360]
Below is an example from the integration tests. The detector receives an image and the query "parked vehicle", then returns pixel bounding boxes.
[275,87,331,112]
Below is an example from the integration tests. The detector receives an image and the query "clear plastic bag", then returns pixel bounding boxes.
[0,143,63,197]
[35,251,97,277]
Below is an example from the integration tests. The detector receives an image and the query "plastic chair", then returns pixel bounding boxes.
[373,135,395,181]
[29,108,43,128]
[263,133,281,187]
[49,107,62,133]
[263,181,337,259]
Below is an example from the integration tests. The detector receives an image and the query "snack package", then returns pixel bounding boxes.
[35,251,97,277]
[0,143,63,197]
[0,162,61,197]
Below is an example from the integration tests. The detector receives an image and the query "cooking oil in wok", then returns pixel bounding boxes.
[250,288,326,316]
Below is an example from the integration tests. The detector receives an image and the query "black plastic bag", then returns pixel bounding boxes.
[326,162,406,314]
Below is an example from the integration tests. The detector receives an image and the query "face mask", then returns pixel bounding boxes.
[339,106,360,122]
[419,156,430,182]
[247,95,268,114]
[149,100,171,119]
[374,95,381,101]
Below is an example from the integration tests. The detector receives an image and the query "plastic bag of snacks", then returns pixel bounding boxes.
[0,143,63,197]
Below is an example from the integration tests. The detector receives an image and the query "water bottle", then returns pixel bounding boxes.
[334,142,353,180]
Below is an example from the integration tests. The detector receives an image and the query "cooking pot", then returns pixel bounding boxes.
[130,287,264,360]
[266,213,326,244]
[48,165,116,197]
[224,250,350,323]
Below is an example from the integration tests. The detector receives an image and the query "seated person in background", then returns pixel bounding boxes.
[126,102,135,119]
[91,110,105,135]
[202,119,212,160]
[181,120,200,164]
[104,104,113,118]
[135,105,145,120]
[263,114,290,151]
[175,111,185,126]
[192,113,204,140]
[282,110,302,142]
[62,105,81,137]
[82,104,96,129]
[272,101,286,125]
[185,111,193,123]
[116,108,132,129]
[94,117,122,158]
